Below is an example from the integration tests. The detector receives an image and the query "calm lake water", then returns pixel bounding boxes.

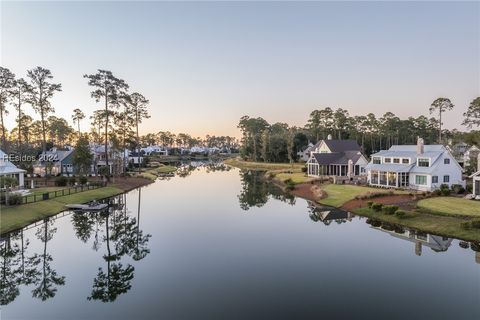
[1,165,479,320]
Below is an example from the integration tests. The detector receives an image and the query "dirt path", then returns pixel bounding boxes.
[291,183,325,202]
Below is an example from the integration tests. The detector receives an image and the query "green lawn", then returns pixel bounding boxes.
[274,172,313,185]
[319,184,393,207]
[417,197,480,217]
[354,207,480,242]
[139,165,178,180]
[224,159,304,171]
[0,186,123,234]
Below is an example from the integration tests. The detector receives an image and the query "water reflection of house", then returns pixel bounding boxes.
[371,225,453,256]
[308,201,354,225]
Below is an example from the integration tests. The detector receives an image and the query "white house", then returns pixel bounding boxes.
[469,154,480,198]
[0,149,26,188]
[365,138,465,191]
[307,136,368,177]
[297,143,315,162]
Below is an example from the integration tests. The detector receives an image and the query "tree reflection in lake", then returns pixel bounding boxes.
[87,191,151,302]
[0,191,151,306]
[0,233,21,305]
[237,170,295,211]
[28,219,66,301]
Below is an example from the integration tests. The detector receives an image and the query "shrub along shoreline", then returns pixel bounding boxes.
[0,177,152,235]
[225,159,480,242]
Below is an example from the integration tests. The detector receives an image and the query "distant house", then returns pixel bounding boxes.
[464,145,480,169]
[141,145,168,156]
[33,148,74,177]
[90,144,124,175]
[307,135,368,177]
[469,154,480,198]
[128,151,144,165]
[447,142,469,167]
[0,149,26,187]
[365,138,464,191]
[297,143,315,162]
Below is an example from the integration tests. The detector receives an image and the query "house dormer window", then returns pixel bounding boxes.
[393,158,400,164]
[402,158,410,164]
[372,157,381,164]
[444,158,450,164]
[417,158,430,167]
[384,158,391,163]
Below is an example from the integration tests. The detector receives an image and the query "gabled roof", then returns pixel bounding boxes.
[312,150,363,165]
[39,149,73,163]
[323,139,361,152]
[0,149,26,175]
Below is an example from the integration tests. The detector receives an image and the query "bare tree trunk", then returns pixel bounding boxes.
[104,89,110,179]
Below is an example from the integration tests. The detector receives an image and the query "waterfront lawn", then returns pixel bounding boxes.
[354,207,480,242]
[0,186,123,234]
[417,197,480,217]
[139,165,177,180]
[319,184,392,207]
[225,159,304,171]
[274,172,313,185]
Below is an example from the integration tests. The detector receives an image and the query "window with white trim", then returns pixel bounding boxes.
[443,175,450,183]
[417,158,430,167]
[384,158,391,163]
[444,158,450,164]
[432,176,438,183]
[415,175,427,185]
[372,157,381,164]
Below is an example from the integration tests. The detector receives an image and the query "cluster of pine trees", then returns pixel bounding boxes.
[238,98,480,162]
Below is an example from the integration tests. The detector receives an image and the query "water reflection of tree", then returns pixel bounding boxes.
[72,212,96,243]
[0,234,21,305]
[205,162,232,173]
[88,192,151,302]
[30,219,66,301]
[238,170,295,210]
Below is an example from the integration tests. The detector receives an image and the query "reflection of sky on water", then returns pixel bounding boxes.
[1,167,479,320]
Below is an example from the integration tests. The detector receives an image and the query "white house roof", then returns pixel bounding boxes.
[368,144,461,175]
[0,149,26,175]
[365,163,414,173]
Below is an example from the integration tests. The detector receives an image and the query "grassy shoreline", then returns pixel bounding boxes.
[352,207,480,242]
[0,177,152,235]
[228,161,480,242]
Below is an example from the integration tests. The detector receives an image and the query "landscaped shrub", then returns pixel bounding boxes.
[451,184,465,194]
[394,210,418,219]
[382,205,399,215]
[461,219,480,230]
[68,176,76,186]
[439,184,451,196]
[471,219,480,229]
[301,166,307,173]
[371,202,383,212]
[284,178,295,191]
[79,176,88,185]
[7,194,23,205]
[367,201,374,208]
[55,176,68,186]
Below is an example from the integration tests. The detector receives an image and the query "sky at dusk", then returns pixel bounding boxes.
[1,1,479,137]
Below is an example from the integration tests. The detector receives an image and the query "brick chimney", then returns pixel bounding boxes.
[417,137,424,155]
